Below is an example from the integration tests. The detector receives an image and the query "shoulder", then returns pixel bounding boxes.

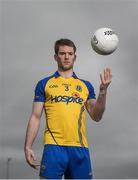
[78,78,95,90]
[34,74,55,101]
[36,74,55,88]
[77,78,96,99]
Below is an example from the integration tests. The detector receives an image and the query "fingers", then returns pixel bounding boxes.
[106,68,112,79]
[100,73,104,84]
[104,69,107,81]
[25,148,40,170]
[30,150,36,161]
[100,68,112,91]
[108,68,112,80]
[104,68,111,81]
[28,156,40,170]
[100,68,112,83]
[30,163,40,170]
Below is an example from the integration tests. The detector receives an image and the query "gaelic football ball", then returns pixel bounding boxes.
[91,27,119,55]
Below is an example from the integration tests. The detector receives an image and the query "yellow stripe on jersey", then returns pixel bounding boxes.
[34,71,96,148]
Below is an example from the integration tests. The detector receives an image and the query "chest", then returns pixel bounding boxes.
[45,78,89,103]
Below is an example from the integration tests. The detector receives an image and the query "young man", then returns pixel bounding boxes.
[24,39,112,179]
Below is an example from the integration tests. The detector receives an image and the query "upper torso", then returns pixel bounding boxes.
[34,71,96,148]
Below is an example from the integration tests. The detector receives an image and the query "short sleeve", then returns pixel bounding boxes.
[34,80,45,102]
[87,82,96,100]
[81,80,96,100]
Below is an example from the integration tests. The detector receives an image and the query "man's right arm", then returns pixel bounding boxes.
[24,102,44,170]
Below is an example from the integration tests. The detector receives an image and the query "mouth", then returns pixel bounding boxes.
[64,62,70,65]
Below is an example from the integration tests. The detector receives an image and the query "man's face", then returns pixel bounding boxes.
[54,45,76,71]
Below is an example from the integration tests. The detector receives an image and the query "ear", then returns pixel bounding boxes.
[74,54,77,61]
[54,54,58,61]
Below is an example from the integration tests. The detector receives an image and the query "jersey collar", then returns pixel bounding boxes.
[54,71,78,79]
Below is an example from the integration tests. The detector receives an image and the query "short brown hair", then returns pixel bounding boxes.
[54,38,76,54]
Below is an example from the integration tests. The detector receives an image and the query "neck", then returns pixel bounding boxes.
[57,69,73,78]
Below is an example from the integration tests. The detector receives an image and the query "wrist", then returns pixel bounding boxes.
[99,89,107,95]
[24,145,32,151]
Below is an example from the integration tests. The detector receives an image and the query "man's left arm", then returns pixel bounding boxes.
[85,68,112,122]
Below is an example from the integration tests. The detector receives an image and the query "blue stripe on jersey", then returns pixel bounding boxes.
[34,75,54,102]
[81,79,96,100]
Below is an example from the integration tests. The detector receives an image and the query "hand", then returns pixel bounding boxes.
[100,68,112,92]
[24,147,40,170]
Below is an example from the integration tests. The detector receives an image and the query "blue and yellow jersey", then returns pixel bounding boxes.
[34,71,96,148]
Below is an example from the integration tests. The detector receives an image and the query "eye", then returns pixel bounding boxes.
[59,52,65,55]
[69,52,74,55]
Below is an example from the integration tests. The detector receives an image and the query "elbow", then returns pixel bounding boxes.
[92,115,102,122]
[91,108,105,122]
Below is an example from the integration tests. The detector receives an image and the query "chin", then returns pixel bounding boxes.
[62,65,73,71]
[63,67,73,71]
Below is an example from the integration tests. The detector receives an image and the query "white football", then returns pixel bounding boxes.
[91,27,119,55]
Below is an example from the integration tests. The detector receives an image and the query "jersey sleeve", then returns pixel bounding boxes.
[87,81,96,100]
[34,80,45,102]
[82,80,96,100]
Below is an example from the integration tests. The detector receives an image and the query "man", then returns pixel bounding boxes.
[24,38,112,179]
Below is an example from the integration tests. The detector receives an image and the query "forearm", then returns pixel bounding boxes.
[87,68,112,122]
[24,115,40,149]
[91,89,107,121]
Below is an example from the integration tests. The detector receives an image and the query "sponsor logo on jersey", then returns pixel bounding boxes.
[49,85,58,88]
[76,85,82,92]
[50,95,83,105]
[72,92,80,98]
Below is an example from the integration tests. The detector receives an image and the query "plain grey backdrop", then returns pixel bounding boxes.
[1,0,138,179]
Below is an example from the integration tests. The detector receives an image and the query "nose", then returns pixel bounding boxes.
[65,53,69,59]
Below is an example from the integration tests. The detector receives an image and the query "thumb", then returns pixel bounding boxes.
[100,73,104,84]
[31,150,37,161]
